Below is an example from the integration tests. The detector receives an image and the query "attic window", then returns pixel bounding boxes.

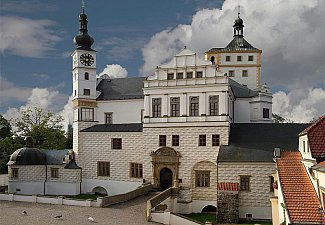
[186,72,193,79]
[177,72,183,79]
[237,56,242,62]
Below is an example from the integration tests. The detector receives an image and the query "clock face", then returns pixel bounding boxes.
[80,53,94,66]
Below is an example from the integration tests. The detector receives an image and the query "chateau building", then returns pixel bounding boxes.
[8,6,322,222]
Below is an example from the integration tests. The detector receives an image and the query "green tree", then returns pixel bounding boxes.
[0,115,12,139]
[14,107,67,149]
[0,136,24,173]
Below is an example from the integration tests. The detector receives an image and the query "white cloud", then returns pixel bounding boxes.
[0,76,32,106]
[0,16,61,57]
[273,88,325,122]
[59,96,73,132]
[140,0,325,90]
[99,64,128,79]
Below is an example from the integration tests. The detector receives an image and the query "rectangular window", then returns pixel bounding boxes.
[212,134,220,146]
[74,90,76,96]
[141,109,144,123]
[83,88,90,95]
[270,176,275,192]
[209,96,219,116]
[240,176,250,191]
[130,163,143,178]
[97,161,110,176]
[167,73,174,80]
[176,72,183,79]
[228,70,235,77]
[51,168,59,178]
[190,96,199,116]
[11,168,18,179]
[196,171,210,187]
[172,135,179,146]
[170,97,180,117]
[248,55,254,61]
[105,112,113,124]
[303,141,306,153]
[242,70,248,77]
[159,135,166,147]
[152,98,161,117]
[226,56,231,62]
[237,56,242,62]
[195,71,203,78]
[112,138,122,149]
[85,72,89,80]
[80,107,94,121]
[186,72,193,79]
[263,108,270,118]
[199,135,206,146]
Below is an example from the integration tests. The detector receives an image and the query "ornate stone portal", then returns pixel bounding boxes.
[151,147,181,189]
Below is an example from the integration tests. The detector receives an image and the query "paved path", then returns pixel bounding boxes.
[0,192,160,225]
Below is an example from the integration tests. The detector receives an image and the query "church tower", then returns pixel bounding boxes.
[205,12,262,90]
[72,4,98,159]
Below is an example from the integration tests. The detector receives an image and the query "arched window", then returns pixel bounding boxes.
[85,72,89,80]
[210,56,215,65]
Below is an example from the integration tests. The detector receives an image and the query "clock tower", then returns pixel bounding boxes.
[71,5,97,122]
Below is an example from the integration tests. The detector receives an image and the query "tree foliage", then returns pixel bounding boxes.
[272,113,293,123]
[0,137,24,173]
[0,115,12,139]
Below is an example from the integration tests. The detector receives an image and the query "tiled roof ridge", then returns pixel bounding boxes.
[299,116,325,136]
[276,150,324,223]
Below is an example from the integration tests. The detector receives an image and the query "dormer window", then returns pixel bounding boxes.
[195,71,203,78]
[85,72,89,80]
[177,72,183,79]
[83,89,90,95]
[167,73,174,80]
[263,108,270,118]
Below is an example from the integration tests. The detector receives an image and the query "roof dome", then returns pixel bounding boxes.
[74,34,94,49]
[8,147,46,165]
[234,16,243,26]
[73,10,95,51]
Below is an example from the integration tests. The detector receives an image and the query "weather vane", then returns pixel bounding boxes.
[82,0,85,11]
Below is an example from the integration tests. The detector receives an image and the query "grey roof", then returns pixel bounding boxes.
[207,36,259,52]
[96,77,146,101]
[43,150,68,165]
[8,147,46,165]
[81,123,143,132]
[229,78,258,98]
[218,123,310,162]
[64,159,81,169]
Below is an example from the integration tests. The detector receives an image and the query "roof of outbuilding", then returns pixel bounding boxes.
[276,151,324,223]
[229,78,258,98]
[218,123,310,162]
[81,123,143,132]
[8,147,46,165]
[206,36,259,52]
[96,77,146,101]
[299,116,325,158]
[43,150,68,165]
[218,182,239,191]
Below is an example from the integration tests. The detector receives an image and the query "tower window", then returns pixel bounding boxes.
[167,73,174,80]
[105,112,113,124]
[199,135,206,146]
[248,55,254,61]
[237,56,242,62]
[195,71,203,78]
[226,56,231,62]
[186,72,193,79]
[152,98,161,117]
[112,138,122,149]
[263,108,270,118]
[189,96,199,116]
[83,89,90,95]
[212,134,220,146]
[85,72,89,80]
[242,70,248,77]
[228,70,235,77]
[170,97,180,117]
[209,96,219,116]
[176,73,183,79]
[172,135,179,146]
[210,56,215,65]
[74,90,76,96]
[80,107,94,121]
[159,135,166,147]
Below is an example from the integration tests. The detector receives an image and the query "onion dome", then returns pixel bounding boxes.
[73,9,95,51]
[233,13,244,37]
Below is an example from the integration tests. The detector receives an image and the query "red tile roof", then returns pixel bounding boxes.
[300,116,325,158]
[218,182,239,191]
[277,151,324,223]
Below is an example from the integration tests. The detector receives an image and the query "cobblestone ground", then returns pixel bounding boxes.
[0,192,159,225]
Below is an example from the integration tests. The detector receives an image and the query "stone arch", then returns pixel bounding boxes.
[151,147,181,189]
[202,205,217,213]
[92,186,108,195]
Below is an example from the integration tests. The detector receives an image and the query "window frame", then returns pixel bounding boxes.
[209,96,219,116]
[105,112,113,124]
[80,107,94,121]
[212,134,220,146]
[51,168,59,178]
[248,55,254,61]
[85,72,89,80]
[159,135,167,147]
[152,98,162,118]
[228,70,235,77]
[130,163,143,178]
[11,168,18,179]
[226,55,231,62]
[186,72,193,79]
[242,70,248,77]
[199,134,206,146]
[237,55,242,62]
[83,88,90,96]
[172,135,179,146]
[170,97,180,117]
[189,96,199,116]
[176,72,183,79]
[196,170,210,187]
[263,108,270,119]
[240,176,250,191]
[167,73,174,80]
[97,161,110,177]
[112,138,122,149]
[195,71,203,78]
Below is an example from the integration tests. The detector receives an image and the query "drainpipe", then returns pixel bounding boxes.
[79,168,82,194]
[44,165,47,195]
[216,160,219,221]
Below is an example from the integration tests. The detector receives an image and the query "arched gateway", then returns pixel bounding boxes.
[151,147,181,190]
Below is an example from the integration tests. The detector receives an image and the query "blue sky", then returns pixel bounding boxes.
[0,0,324,124]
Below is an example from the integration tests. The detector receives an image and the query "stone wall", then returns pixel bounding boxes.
[8,165,45,182]
[47,166,81,182]
[217,192,239,223]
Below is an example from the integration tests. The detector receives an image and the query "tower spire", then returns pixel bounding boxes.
[233,6,244,37]
[81,0,85,13]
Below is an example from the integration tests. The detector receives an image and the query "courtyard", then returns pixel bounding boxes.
[0,192,159,225]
